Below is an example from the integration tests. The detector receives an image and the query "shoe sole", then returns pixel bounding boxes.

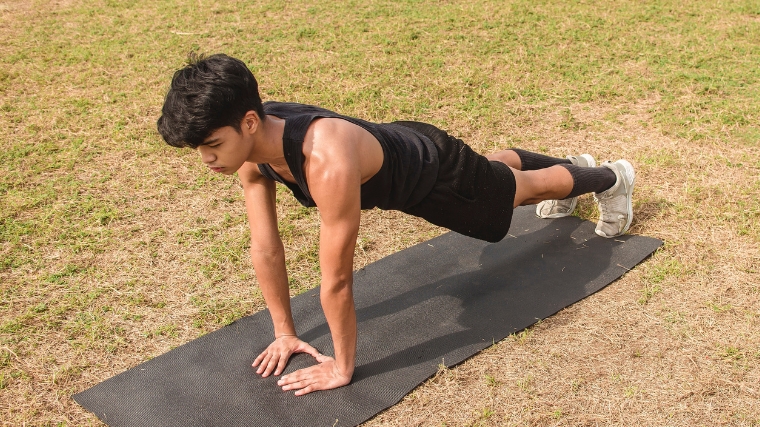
[535,154,596,219]
[618,159,635,235]
[537,204,577,219]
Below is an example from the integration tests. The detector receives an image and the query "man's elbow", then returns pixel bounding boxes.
[249,244,284,262]
[320,276,353,297]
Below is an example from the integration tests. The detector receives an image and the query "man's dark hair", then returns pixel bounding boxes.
[157,53,266,148]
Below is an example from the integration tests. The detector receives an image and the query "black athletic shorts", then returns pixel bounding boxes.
[393,121,516,243]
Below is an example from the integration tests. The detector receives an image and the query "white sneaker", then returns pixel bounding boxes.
[594,159,635,238]
[535,154,597,218]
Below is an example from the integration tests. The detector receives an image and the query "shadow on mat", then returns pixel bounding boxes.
[295,218,621,383]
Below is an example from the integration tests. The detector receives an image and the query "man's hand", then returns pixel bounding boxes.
[252,336,320,377]
[277,355,352,396]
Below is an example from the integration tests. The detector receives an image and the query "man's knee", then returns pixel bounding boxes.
[486,149,521,170]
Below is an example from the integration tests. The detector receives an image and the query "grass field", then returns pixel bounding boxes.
[1,0,759,425]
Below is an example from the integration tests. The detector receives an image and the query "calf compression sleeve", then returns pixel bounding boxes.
[511,148,572,171]
[560,164,617,198]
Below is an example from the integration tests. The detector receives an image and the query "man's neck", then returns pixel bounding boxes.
[246,115,286,165]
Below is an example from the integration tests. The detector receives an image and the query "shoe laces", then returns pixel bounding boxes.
[596,192,626,222]
[551,198,573,210]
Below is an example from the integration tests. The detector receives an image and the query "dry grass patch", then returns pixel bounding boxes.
[365,99,760,426]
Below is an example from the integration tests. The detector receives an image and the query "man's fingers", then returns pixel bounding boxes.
[255,353,271,373]
[315,353,331,363]
[278,367,308,385]
[277,361,349,396]
[294,385,316,396]
[279,369,315,393]
[279,370,318,395]
[274,355,289,376]
[281,379,309,391]
[252,338,305,377]
[259,354,275,376]
[252,351,266,367]
[262,356,280,377]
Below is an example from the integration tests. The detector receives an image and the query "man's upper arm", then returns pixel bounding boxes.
[305,120,363,281]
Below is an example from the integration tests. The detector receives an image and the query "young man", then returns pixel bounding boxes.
[157,54,635,396]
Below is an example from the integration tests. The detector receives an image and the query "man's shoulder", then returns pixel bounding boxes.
[306,118,369,155]
[264,101,339,118]
[238,162,265,186]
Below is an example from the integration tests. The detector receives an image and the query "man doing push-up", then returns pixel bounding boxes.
[157,54,635,396]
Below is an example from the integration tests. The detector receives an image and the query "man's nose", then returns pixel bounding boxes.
[198,146,216,164]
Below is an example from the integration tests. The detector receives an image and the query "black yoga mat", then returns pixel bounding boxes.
[74,206,662,427]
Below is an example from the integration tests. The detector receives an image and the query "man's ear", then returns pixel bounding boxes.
[241,110,261,135]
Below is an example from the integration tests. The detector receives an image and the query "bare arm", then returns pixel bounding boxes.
[312,148,361,379]
[240,162,320,377]
[242,165,292,331]
[277,119,365,395]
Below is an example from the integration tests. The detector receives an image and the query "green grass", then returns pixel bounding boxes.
[3,0,760,273]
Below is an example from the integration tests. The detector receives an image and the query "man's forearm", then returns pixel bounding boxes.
[320,280,357,377]
[251,245,295,336]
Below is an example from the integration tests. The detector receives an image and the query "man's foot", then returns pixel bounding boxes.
[535,154,596,218]
[594,159,635,238]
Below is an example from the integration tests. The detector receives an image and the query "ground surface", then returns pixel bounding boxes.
[1,0,759,425]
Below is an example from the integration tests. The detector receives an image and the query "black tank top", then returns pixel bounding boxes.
[258,102,439,210]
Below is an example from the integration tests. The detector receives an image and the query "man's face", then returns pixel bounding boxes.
[197,125,251,175]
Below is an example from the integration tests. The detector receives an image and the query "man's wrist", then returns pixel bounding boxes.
[275,333,297,340]
[335,361,355,378]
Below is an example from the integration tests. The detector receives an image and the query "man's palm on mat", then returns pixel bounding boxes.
[253,336,351,395]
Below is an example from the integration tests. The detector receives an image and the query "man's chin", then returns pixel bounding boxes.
[225,165,245,175]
